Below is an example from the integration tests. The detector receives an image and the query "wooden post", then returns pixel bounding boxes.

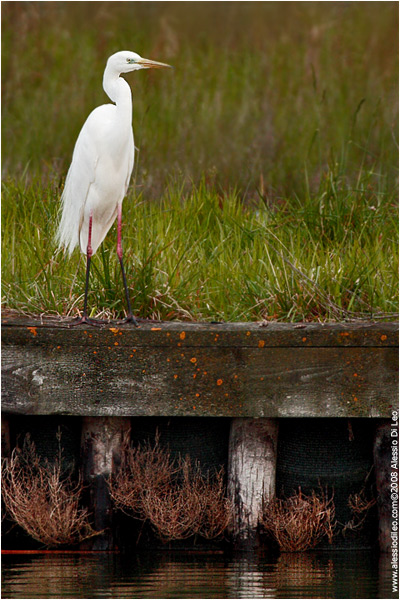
[1,416,11,458]
[227,417,278,549]
[373,420,392,553]
[80,416,130,550]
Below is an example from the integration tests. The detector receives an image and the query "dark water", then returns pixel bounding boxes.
[1,550,396,599]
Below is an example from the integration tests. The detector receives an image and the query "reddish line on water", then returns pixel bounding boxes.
[2,550,119,555]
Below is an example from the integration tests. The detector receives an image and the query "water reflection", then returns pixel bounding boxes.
[1,550,395,599]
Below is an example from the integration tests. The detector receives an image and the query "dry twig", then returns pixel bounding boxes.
[341,490,377,534]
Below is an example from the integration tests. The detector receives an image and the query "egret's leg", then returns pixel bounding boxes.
[71,212,103,327]
[82,231,93,317]
[117,203,138,326]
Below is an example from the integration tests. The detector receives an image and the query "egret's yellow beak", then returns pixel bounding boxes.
[136,57,172,69]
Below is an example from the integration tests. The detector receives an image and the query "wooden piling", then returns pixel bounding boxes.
[373,420,392,553]
[227,417,278,549]
[80,416,130,550]
[1,416,11,458]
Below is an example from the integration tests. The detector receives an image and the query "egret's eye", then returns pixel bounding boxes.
[126,58,136,64]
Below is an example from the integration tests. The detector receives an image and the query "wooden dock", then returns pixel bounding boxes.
[2,317,398,551]
[2,318,397,417]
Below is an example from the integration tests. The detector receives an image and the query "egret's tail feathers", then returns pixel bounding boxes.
[56,161,86,256]
[56,191,81,256]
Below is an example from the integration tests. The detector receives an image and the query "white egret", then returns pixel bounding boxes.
[56,51,171,325]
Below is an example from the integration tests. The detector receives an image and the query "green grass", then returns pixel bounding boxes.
[2,174,397,321]
[1,2,398,321]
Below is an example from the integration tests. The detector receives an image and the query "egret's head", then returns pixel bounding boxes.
[107,51,171,74]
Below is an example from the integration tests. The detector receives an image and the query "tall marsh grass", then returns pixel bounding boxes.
[2,2,398,321]
[2,175,397,321]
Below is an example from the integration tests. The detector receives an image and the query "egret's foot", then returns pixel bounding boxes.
[118,313,139,327]
[69,315,106,327]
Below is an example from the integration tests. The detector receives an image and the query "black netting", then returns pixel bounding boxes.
[276,418,378,549]
[130,417,231,474]
[9,415,81,474]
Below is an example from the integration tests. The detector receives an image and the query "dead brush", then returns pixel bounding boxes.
[108,434,232,542]
[141,456,232,541]
[348,491,376,517]
[1,434,97,547]
[195,468,232,540]
[108,432,178,517]
[261,487,336,552]
[341,490,377,535]
[140,457,204,541]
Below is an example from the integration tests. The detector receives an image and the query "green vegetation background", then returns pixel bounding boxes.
[2,1,398,321]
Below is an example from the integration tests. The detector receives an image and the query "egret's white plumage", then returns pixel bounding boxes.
[56,51,171,324]
[57,51,169,256]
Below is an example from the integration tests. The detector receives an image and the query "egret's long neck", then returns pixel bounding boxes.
[103,67,132,122]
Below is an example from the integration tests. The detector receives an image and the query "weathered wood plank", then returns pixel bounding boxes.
[2,319,398,417]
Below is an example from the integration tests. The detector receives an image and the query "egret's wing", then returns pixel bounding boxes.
[125,131,135,194]
[56,115,99,255]
[57,104,134,256]
[80,118,134,255]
